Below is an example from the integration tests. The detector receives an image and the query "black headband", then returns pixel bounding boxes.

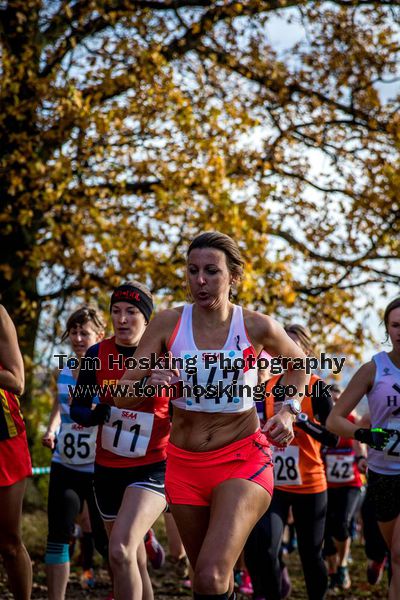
[110,285,153,322]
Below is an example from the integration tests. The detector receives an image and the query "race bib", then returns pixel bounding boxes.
[180,349,247,411]
[326,454,355,483]
[57,422,97,466]
[101,406,154,458]
[384,419,400,462]
[273,445,302,485]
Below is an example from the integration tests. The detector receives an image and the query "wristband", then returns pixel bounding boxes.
[297,412,308,423]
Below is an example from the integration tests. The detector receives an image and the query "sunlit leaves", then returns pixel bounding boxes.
[0,0,399,376]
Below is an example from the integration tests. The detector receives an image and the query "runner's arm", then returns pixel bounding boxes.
[250,313,309,445]
[70,344,105,426]
[0,305,25,395]
[42,394,61,449]
[326,362,375,437]
[296,378,339,446]
[311,378,333,425]
[115,310,179,409]
[295,415,339,447]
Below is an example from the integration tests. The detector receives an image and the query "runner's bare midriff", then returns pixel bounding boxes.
[170,405,259,451]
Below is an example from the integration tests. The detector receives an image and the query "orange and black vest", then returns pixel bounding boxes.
[265,374,327,494]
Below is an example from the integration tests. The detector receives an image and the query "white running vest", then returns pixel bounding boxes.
[169,304,257,413]
[367,352,400,475]
[52,366,98,473]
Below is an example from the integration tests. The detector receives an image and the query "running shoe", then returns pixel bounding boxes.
[80,567,95,590]
[234,569,242,588]
[367,557,386,585]
[182,575,192,589]
[280,566,292,599]
[238,569,253,595]
[176,555,189,579]
[144,529,166,569]
[336,565,351,590]
[327,572,338,590]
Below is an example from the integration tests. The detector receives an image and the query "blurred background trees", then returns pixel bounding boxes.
[1,0,399,413]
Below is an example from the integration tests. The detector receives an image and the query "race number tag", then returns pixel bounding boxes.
[272,445,302,485]
[101,406,154,458]
[384,419,400,462]
[58,422,97,466]
[180,349,247,411]
[326,454,355,483]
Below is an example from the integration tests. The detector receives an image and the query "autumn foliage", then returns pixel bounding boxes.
[0,0,399,389]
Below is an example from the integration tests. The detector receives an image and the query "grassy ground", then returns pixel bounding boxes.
[0,509,390,599]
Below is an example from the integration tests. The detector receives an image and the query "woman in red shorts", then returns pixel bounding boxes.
[116,231,308,600]
[0,304,32,600]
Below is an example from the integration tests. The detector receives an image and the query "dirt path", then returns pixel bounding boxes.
[0,509,390,599]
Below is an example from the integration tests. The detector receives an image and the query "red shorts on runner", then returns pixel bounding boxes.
[0,430,32,487]
[165,430,273,506]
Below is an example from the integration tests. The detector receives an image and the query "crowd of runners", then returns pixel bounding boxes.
[0,230,399,600]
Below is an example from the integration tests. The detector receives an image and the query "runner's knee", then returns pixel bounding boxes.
[109,539,136,569]
[391,540,400,567]
[0,534,23,561]
[194,560,230,594]
[334,521,351,542]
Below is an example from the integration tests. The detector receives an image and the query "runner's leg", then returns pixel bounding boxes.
[292,490,328,600]
[0,479,32,600]
[173,478,270,596]
[108,486,166,600]
[378,514,400,600]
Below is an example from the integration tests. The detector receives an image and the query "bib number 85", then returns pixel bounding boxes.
[63,433,91,460]
[57,423,97,466]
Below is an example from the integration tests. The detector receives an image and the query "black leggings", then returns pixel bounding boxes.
[47,462,108,559]
[245,489,328,600]
[324,486,360,556]
[361,491,388,563]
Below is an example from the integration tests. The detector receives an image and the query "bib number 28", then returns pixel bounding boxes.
[273,446,301,485]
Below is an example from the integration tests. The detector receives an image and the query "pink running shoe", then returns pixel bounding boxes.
[238,569,253,595]
[144,529,166,569]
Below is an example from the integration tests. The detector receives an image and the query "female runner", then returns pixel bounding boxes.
[0,304,32,600]
[245,323,337,600]
[115,231,308,600]
[42,305,108,600]
[327,297,400,600]
[323,384,363,591]
[70,282,170,600]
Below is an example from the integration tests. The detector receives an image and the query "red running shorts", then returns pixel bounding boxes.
[165,429,273,506]
[0,430,32,487]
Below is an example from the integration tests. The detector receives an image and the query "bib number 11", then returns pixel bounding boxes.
[111,420,140,453]
[101,407,154,458]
